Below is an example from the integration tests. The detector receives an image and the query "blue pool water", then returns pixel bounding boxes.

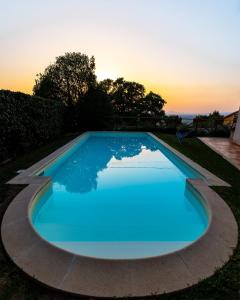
[32,132,208,259]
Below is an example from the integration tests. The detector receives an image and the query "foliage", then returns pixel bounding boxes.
[140,92,166,117]
[33,52,96,106]
[32,53,166,130]
[0,90,64,161]
[208,110,224,120]
[193,110,224,128]
[191,111,228,137]
[110,78,146,115]
[98,78,166,117]
[98,78,114,94]
[77,86,113,130]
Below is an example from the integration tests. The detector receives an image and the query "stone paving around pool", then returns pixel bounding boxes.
[199,137,240,171]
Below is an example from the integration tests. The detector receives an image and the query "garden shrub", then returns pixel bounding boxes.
[0,90,64,162]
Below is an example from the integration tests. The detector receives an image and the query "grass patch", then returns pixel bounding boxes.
[0,133,239,300]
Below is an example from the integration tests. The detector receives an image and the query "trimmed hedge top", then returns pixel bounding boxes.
[0,90,64,162]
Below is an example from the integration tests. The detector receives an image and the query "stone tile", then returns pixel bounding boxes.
[1,217,39,259]
[128,254,195,296]
[14,237,74,288]
[210,215,238,248]
[179,233,233,281]
[200,137,240,170]
[59,257,131,297]
[60,252,196,297]
[2,184,40,225]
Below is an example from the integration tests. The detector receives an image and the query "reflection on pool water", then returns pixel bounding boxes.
[32,132,208,259]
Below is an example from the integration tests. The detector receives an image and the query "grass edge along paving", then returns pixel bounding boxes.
[0,133,239,300]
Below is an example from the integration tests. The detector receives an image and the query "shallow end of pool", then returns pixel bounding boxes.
[29,178,211,260]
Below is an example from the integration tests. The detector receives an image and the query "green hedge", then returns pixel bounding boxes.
[0,90,64,162]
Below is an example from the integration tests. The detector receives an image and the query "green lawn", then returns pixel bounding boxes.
[0,133,239,300]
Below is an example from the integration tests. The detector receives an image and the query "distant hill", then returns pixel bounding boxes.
[167,112,231,125]
[178,114,196,125]
[167,113,196,125]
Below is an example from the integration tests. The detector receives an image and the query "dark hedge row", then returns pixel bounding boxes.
[0,90,64,162]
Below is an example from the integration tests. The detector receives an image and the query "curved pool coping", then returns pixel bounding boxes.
[1,132,238,297]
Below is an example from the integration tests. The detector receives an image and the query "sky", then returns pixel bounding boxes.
[0,0,239,114]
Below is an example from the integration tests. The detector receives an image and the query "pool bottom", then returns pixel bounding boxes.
[52,241,192,259]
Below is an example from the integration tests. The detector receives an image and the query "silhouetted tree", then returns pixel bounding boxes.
[77,86,112,130]
[139,92,166,117]
[33,52,167,131]
[111,78,145,115]
[193,111,224,131]
[98,78,166,118]
[208,110,224,130]
[208,110,223,120]
[33,52,96,106]
[98,79,114,94]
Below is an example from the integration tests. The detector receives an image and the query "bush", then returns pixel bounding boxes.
[0,90,64,162]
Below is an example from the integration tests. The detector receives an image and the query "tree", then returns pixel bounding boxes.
[33,53,167,131]
[208,110,224,130]
[208,110,223,120]
[98,78,166,117]
[140,92,166,117]
[98,78,146,116]
[111,78,145,115]
[98,79,114,94]
[33,52,96,106]
[77,86,112,130]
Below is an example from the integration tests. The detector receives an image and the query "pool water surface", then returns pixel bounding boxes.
[32,132,208,259]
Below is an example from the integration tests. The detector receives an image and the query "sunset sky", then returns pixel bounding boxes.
[0,0,239,113]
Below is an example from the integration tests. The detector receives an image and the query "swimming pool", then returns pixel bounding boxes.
[32,132,208,259]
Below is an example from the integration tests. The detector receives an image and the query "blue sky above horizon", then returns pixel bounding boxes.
[0,0,239,113]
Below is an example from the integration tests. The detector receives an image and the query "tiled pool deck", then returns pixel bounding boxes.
[1,133,238,297]
[199,137,240,171]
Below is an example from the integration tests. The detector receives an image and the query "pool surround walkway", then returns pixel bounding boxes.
[1,132,238,297]
[199,137,240,171]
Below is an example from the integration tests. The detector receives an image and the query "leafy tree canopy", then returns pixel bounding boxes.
[98,78,166,117]
[209,110,223,120]
[140,92,166,117]
[33,52,96,106]
[33,52,166,129]
[195,111,223,120]
[111,78,145,115]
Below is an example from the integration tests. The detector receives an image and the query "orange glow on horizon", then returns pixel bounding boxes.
[1,73,239,114]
